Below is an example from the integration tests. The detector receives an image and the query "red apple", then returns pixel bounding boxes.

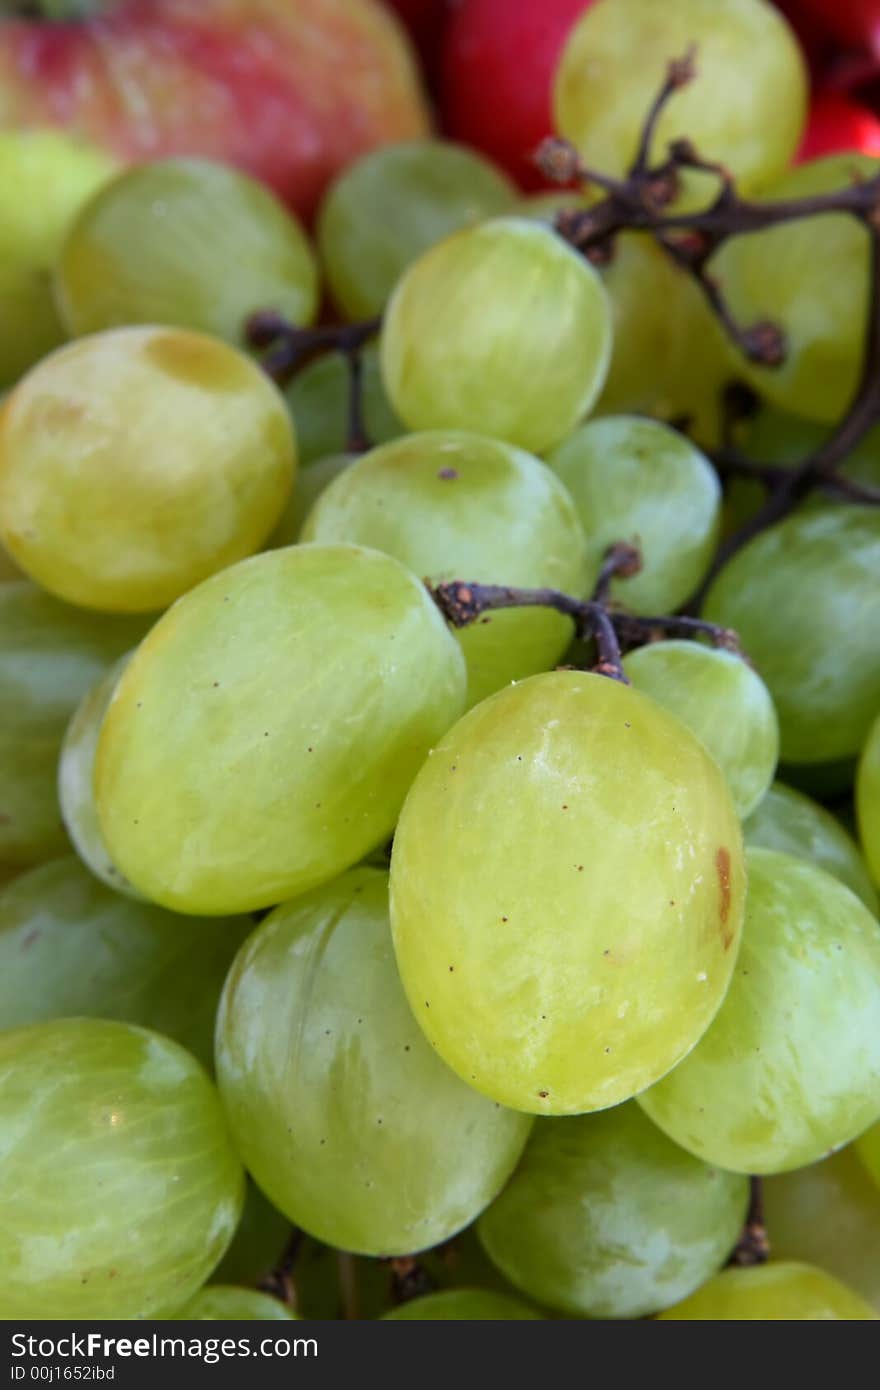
[798,89,880,158]
[440,0,593,190]
[0,0,430,220]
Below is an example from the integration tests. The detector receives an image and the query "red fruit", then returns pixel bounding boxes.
[440,0,593,190]
[797,0,880,56]
[382,0,448,85]
[798,90,880,158]
[0,0,430,221]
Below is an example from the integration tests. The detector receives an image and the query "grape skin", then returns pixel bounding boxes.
[267,453,355,549]
[172,1286,297,1321]
[857,1123,880,1192]
[857,713,880,889]
[383,1290,541,1320]
[657,1262,877,1320]
[745,780,878,913]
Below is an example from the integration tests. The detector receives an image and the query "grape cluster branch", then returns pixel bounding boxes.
[728,1177,770,1268]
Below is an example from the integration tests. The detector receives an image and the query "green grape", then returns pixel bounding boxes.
[59,656,142,897]
[173,1286,297,1320]
[548,416,721,614]
[268,453,355,548]
[0,857,249,1069]
[390,669,745,1116]
[639,848,880,1174]
[857,1124,880,1190]
[0,1017,244,1320]
[212,1181,291,1289]
[56,158,318,344]
[745,781,877,913]
[383,1291,541,1321]
[0,326,295,614]
[318,139,516,319]
[96,545,466,914]
[285,346,403,465]
[380,217,612,455]
[554,0,806,210]
[216,867,531,1255]
[715,156,878,422]
[0,129,117,387]
[857,713,880,888]
[657,1262,877,1320]
[0,583,147,870]
[301,431,591,706]
[478,1105,748,1319]
[622,642,778,818]
[764,1147,880,1310]
[705,509,880,764]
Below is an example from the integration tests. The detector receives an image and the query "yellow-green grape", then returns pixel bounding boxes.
[390,670,745,1116]
[268,453,354,548]
[764,1147,880,1310]
[173,1287,297,1320]
[705,509,880,764]
[318,139,516,319]
[0,857,249,1070]
[212,1181,291,1289]
[622,642,779,818]
[0,129,117,387]
[554,0,806,210]
[0,326,296,613]
[639,848,880,1174]
[745,781,877,913]
[380,218,612,455]
[216,867,532,1256]
[301,431,591,706]
[56,158,319,344]
[478,1105,748,1319]
[96,545,466,914]
[0,1018,244,1320]
[0,583,147,871]
[857,1124,880,1190]
[59,656,142,898]
[383,1291,541,1320]
[716,156,878,422]
[548,416,721,613]
[657,1262,877,1320]
[857,714,880,888]
[285,346,403,465]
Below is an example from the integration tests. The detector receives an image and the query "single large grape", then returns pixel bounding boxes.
[380,218,612,454]
[0,583,147,870]
[56,159,319,345]
[715,155,878,422]
[0,857,249,1069]
[172,1287,297,1321]
[705,509,880,764]
[301,431,591,706]
[390,670,745,1115]
[548,416,720,614]
[857,713,880,887]
[96,545,466,914]
[0,326,296,613]
[0,129,117,387]
[383,1291,541,1320]
[0,1018,244,1320]
[285,346,403,466]
[657,1262,877,1319]
[622,642,778,818]
[745,781,877,913]
[764,1147,880,1310]
[554,0,806,209]
[318,139,516,319]
[217,867,531,1256]
[477,1104,748,1318]
[639,848,880,1173]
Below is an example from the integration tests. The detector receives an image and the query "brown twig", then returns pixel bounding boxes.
[729,1177,770,1267]
[257,1226,303,1309]
[245,311,381,389]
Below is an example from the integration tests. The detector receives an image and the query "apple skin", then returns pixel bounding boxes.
[798,90,880,160]
[0,0,430,220]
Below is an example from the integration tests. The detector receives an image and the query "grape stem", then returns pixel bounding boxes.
[728,1177,770,1268]
[257,1226,303,1310]
[387,1255,437,1306]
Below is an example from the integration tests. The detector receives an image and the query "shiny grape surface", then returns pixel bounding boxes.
[57,158,319,344]
[640,848,880,1173]
[0,1018,244,1320]
[745,781,878,913]
[390,670,745,1115]
[477,1105,748,1318]
[302,430,591,706]
[657,1262,877,1320]
[380,218,612,454]
[383,1290,541,1320]
[216,867,532,1255]
[96,545,466,914]
[857,714,880,889]
[318,139,516,319]
[548,416,721,613]
[172,1287,297,1320]
[0,326,296,613]
[622,642,779,818]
